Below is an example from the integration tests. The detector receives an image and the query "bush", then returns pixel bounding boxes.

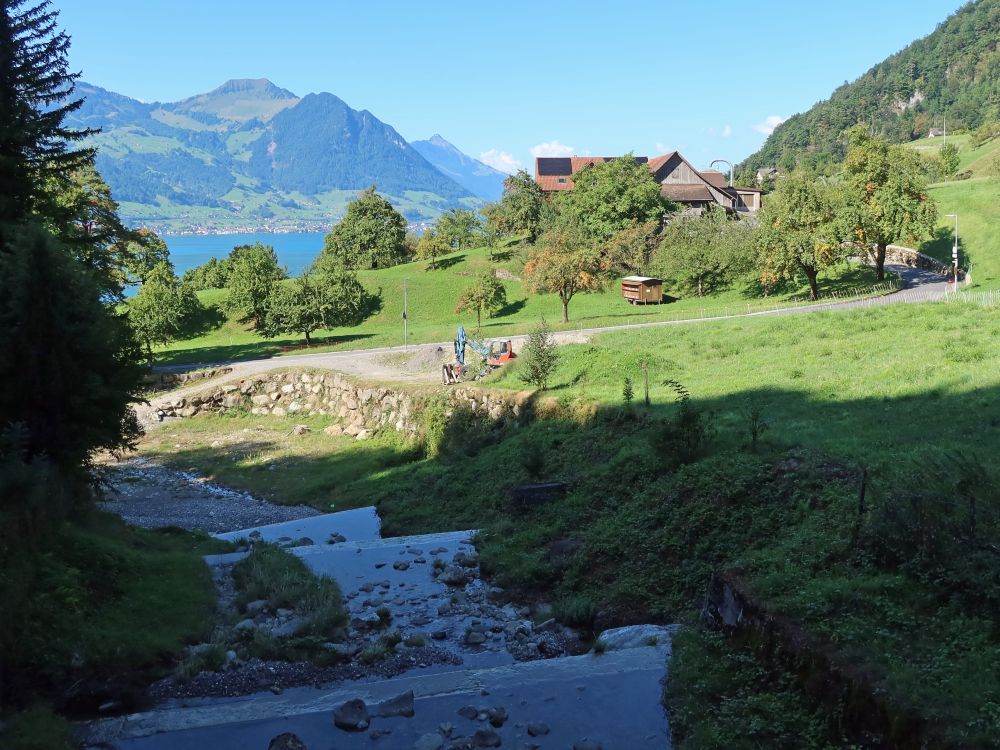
[651,381,714,467]
[231,544,347,637]
[553,594,599,629]
[519,320,559,390]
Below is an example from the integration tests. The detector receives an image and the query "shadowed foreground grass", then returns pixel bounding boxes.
[135,300,1000,746]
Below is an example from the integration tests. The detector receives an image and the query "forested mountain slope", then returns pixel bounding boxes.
[742,0,1000,172]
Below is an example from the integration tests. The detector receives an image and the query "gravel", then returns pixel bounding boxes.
[99,458,320,534]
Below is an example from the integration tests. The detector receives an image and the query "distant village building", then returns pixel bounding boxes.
[928,127,945,138]
[534,152,762,213]
[755,166,780,185]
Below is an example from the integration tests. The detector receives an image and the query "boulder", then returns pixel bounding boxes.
[268,733,307,750]
[439,565,472,586]
[324,424,344,436]
[291,424,310,435]
[595,624,677,651]
[333,698,370,731]
[527,722,550,737]
[375,689,415,718]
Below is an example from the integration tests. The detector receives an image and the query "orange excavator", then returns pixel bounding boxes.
[442,325,515,384]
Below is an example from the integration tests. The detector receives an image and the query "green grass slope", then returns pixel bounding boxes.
[157,244,884,366]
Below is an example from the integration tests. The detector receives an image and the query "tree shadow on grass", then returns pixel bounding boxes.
[920,225,957,266]
[493,299,527,318]
[429,254,466,271]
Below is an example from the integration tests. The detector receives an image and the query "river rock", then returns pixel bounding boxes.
[375,689,415,718]
[334,698,370,731]
[393,560,410,571]
[487,707,508,727]
[472,729,501,747]
[269,733,307,750]
[457,705,479,720]
[527,722,550,736]
[595,624,677,651]
[440,565,471,586]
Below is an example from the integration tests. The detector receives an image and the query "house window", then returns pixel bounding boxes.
[557,177,567,184]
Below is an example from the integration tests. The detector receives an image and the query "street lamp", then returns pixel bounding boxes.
[710,159,734,188]
[944,214,959,289]
[402,278,409,349]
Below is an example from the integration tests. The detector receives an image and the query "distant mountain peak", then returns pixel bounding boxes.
[173,79,300,122]
[411,135,507,201]
[208,78,298,100]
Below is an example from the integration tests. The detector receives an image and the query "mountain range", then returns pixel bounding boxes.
[741,0,1000,172]
[69,78,508,232]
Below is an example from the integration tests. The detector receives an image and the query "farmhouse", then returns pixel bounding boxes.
[534,152,762,213]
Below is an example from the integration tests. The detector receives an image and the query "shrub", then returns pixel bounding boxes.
[652,380,714,468]
[519,320,559,390]
[553,594,599,629]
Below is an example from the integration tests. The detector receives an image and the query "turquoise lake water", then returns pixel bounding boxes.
[165,232,327,277]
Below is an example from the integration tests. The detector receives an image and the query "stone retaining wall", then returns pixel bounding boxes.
[154,369,525,440]
[885,244,953,276]
[143,366,234,390]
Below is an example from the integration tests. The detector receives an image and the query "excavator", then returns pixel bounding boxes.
[442,325,515,384]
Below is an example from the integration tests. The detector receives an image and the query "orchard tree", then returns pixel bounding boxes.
[655,208,752,297]
[128,261,201,360]
[605,219,660,275]
[416,228,450,270]
[225,242,285,327]
[436,207,483,250]
[493,170,545,242]
[755,173,846,301]
[316,186,406,270]
[125,229,170,284]
[455,269,507,329]
[557,155,670,241]
[524,220,604,323]
[843,126,937,280]
[261,270,369,346]
[937,143,960,176]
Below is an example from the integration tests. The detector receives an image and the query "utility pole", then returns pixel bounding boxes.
[402,278,409,349]
[943,114,947,147]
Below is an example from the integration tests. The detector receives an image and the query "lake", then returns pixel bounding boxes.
[165,232,327,278]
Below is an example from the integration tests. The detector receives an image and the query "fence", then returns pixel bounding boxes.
[567,279,903,334]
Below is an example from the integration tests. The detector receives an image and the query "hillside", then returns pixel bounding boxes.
[411,134,508,201]
[741,0,1000,172]
[69,80,482,232]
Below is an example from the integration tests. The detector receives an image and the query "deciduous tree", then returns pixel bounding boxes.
[557,155,670,241]
[655,208,752,297]
[755,173,846,301]
[316,186,406,270]
[261,270,369,346]
[843,126,938,280]
[128,260,201,360]
[416,228,450,270]
[524,221,604,323]
[455,269,507,329]
[436,207,483,250]
[224,242,285,328]
[493,170,545,242]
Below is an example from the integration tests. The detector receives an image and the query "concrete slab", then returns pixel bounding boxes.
[213,506,382,545]
[86,645,673,748]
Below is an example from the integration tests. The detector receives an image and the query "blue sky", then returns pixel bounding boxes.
[54,0,964,172]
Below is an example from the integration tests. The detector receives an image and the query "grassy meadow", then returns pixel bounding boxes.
[158,243,885,366]
[141,297,1000,746]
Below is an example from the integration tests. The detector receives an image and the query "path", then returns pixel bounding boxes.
[140,261,950,424]
[85,509,677,749]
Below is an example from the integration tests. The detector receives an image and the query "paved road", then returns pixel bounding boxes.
[144,262,951,416]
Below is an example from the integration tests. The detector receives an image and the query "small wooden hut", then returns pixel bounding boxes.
[621,276,664,305]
